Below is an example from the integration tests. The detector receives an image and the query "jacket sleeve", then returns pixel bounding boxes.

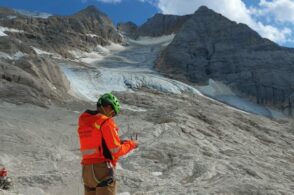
[101,119,136,161]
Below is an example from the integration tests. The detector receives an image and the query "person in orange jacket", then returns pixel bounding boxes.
[77,93,138,195]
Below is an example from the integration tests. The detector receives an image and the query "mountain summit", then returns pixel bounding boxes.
[73,5,108,21]
[156,6,294,115]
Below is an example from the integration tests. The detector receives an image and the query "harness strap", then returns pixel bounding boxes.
[91,163,115,188]
[100,119,113,161]
[84,185,96,192]
[97,177,114,187]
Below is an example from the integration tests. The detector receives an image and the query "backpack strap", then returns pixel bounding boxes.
[100,119,113,161]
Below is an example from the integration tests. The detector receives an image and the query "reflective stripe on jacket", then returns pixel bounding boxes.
[78,110,136,167]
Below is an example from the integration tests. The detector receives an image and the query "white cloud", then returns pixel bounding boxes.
[258,0,294,23]
[255,22,292,42]
[84,0,293,44]
[144,0,292,44]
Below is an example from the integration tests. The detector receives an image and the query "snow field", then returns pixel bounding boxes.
[128,34,175,46]
[63,35,285,118]
[62,65,202,102]
[14,9,52,19]
[198,79,285,118]
[69,42,126,65]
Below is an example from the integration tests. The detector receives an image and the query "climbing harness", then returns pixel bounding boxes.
[84,162,115,191]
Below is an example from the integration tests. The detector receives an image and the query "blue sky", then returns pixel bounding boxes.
[0,0,158,25]
[1,0,294,47]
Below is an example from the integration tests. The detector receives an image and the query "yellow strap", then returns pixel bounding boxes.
[94,123,101,129]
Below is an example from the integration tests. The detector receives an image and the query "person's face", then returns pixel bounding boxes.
[104,105,116,118]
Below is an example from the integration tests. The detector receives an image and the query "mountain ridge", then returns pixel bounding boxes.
[156,6,294,116]
[0,5,122,106]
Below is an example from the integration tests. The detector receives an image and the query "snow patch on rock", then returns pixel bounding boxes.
[14,9,52,19]
[86,34,97,38]
[129,34,175,46]
[32,47,62,59]
[0,26,24,36]
[69,50,104,64]
[7,16,17,20]
[198,79,285,118]
[69,43,125,64]
[0,51,26,60]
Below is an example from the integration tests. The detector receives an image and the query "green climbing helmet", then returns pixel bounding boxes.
[97,93,121,114]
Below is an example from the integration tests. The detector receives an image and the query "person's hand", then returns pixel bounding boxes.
[121,139,138,148]
[132,140,138,149]
[120,140,128,144]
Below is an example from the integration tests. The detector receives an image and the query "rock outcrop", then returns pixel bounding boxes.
[138,13,192,37]
[118,13,191,38]
[0,55,71,106]
[0,5,122,56]
[156,6,294,115]
[117,21,139,39]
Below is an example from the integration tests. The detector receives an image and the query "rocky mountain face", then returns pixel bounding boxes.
[0,5,122,56]
[138,13,192,37]
[156,6,294,116]
[0,53,72,106]
[0,5,122,106]
[118,13,191,38]
[117,21,139,39]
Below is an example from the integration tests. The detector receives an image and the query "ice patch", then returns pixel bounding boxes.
[7,16,17,19]
[69,50,104,64]
[124,73,201,95]
[0,26,24,36]
[0,51,26,60]
[61,65,201,101]
[13,51,26,60]
[69,43,126,64]
[0,52,12,59]
[94,45,111,55]
[32,47,62,59]
[129,34,175,45]
[199,79,235,96]
[14,9,52,19]
[198,79,285,118]
[86,34,98,38]
[32,47,52,55]
[106,42,126,52]
[60,66,105,101]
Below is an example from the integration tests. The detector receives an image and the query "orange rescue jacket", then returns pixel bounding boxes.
[78,110,136,167]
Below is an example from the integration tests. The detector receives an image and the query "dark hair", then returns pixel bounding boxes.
[97,99,113,109]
